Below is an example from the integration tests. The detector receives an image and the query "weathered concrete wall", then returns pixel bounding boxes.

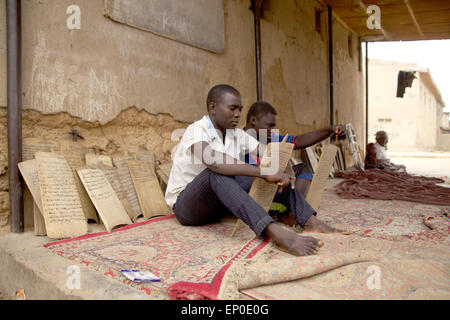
[436,110,450,151]
[258,0,363,139]
[417,75,439,150]
[0,0,364,217]
[368,60,420,150]
[0,106,188,226]
[0,0,362,127]
[436,131,450,151]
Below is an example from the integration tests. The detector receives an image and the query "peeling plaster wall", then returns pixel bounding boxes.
[0,0,364,217]
[0,106,189,225]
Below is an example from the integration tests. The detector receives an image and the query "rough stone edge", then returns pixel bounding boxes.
[0,231,150,300]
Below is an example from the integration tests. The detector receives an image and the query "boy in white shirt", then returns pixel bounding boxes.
[166,84,341,256]
[374,131,406,172]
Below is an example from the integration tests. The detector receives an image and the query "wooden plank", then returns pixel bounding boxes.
[78,169,132,232]
[85,154,113,167]
[33,201,47,236]
[305,147,319,173]
[332,1,450,19]
[18,160,44,213]
[156,161,172,185]
[135,149,156,169]
[35,152,88,239]
[127,160,171,220]
[232,137,294,237]
[22,138,59,161]
[305,144,338,212]
[421,23,450,33]
[57,145,99,224]
[18,160,46,234]
[99,164,138,223]
[345,10,450,28]
[23,188,34,229]
[113,155,143,221]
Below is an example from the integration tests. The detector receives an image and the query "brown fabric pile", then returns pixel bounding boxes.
[334,168,450,206]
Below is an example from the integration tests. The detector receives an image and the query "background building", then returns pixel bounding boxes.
[368,59,447,151]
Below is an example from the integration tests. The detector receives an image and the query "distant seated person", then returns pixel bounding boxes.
[364,143,384,170]
[374,130,406,173]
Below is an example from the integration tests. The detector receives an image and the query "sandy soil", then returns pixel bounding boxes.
[390,152,450,184]
[0,286,11,300]
[0,224,10,299]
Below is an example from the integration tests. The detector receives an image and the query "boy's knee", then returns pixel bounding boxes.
[208,169,231,184]
[174,210,199,226]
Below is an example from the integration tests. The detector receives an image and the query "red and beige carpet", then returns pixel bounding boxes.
[44,186,450,300]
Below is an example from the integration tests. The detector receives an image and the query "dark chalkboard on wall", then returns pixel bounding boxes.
[104,0,225,53]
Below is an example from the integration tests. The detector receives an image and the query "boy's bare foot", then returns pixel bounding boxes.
[279,212,350,234]
[279,212,298,226]
[303,215,345,234]
[265,223,324,256]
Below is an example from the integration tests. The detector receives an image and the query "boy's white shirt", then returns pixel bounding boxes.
[374,142,390,161]
[165,115,260,208]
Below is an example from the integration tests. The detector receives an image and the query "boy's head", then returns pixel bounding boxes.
[375,131,388,147]
[366,143,376,155]
[206,84,242,131]
[246,101,277,140]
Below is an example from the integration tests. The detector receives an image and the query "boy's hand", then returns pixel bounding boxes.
[330,124,347,140]
[263,172,295,193]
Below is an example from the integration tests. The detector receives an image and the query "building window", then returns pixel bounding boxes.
[348,34,353,59]
[315,9,322,35]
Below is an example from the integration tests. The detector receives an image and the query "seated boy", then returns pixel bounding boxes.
[364,143,384,170]
[374,131,406,172]
[166,85,342,257]
[243,101,346,196]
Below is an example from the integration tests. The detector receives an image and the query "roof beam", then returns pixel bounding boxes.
[315,0,359,36]
[404,0,425,39]
[358,0,392,41]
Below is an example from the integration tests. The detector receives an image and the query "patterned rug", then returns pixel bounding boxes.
[241,232,450,299]
[318,186,449,243]
[238,186,450,300]
[43,186,450,300]
[44,215,268,300]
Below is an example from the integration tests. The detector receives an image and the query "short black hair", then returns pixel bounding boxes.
[366,142,375,153]
[246,101,277,124]
[206,84,240,111]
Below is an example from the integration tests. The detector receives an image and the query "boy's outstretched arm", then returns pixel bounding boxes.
[294,124,346,149]
[190,141,292,189]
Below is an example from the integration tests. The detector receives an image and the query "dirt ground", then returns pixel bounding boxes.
[0,286,10,300]
[390,151,450,184]
[0,225,11,299]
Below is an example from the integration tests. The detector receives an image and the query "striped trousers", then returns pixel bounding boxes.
[173,169,316,237]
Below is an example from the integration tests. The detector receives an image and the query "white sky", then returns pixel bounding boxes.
[366,39,450,112]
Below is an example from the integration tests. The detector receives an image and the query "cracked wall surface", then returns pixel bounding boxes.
[0,106,188,223]
[0,0,364,218]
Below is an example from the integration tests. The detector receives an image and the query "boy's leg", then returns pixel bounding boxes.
[273,186,316,227]
[274,183,344,233]
[173,169,226,226]
[292,163,313,197]
[175,169,324,256]
[174,169,274,237]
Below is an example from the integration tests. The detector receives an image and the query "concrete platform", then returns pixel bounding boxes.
[0,228,150,300]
